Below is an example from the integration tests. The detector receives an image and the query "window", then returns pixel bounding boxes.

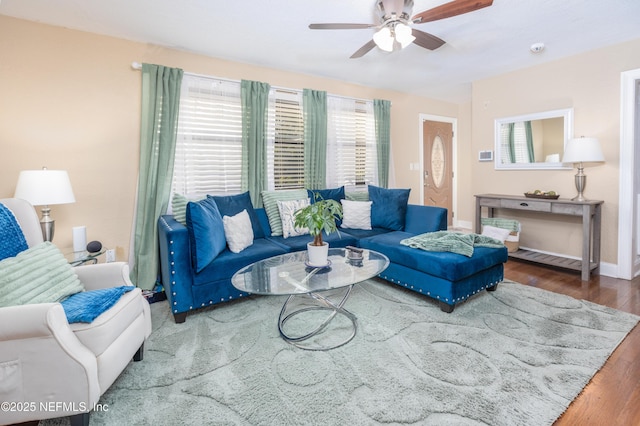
[173,75,242,197]
[267,89,304,190]
[326,96,377,190]
[172,74,379,199]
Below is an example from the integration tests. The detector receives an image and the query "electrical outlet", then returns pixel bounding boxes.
[106,249,116,263]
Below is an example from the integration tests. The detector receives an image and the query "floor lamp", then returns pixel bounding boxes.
[14,168,76,242]
[561,137,605,201]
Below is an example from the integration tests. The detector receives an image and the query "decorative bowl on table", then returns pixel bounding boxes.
[524,190,560,199]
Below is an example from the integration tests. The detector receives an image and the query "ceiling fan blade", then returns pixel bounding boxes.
[309,23,376,30]
[412,0,493,24]
[350,39,377,59]
[411,29,446,50]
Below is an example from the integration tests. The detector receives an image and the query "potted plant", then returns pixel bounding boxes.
[293,194,343,267]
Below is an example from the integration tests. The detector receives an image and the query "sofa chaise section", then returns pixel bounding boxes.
[359,229,508,312]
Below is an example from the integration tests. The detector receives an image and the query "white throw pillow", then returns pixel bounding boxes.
[222,209,254,253]
[340,199,372,230]
[277,198,310,238]
[481,225,510,243]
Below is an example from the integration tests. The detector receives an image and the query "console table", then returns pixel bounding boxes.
[475,194,603,280]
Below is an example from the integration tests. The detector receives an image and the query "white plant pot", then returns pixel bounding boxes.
[307,242,329,267]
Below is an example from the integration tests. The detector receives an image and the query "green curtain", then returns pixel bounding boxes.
[131,63,183,290]
[524,121,535,162]
[507,123,516,163]
[241,80,270,207]
[303,89,327,189]
[374,99,391,188]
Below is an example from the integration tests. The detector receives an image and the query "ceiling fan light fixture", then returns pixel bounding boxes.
[311,0,493,58]
[373,27,394,52]
[394,23,415,48]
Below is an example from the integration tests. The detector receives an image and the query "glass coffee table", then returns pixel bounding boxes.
[231,248,389,351]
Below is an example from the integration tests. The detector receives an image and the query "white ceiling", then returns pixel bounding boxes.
[2,0,640,103]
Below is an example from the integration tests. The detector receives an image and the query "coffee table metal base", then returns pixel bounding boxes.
[278,285,356,351]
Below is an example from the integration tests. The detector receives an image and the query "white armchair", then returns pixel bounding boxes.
[0,198,152,426]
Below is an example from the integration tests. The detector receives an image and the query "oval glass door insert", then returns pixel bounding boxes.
[431,135,445,189]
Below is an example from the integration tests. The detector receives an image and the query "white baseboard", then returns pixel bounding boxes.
[454,219,473,231]
[518,246,617,278]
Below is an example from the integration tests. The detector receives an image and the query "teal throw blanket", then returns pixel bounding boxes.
[400,231,504,257]
[481,217,520,232]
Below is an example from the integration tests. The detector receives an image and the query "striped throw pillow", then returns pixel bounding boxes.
[0,242,84,308]
[261,189,309,236]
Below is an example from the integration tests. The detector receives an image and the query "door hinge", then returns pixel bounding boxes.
[452,211,455,218]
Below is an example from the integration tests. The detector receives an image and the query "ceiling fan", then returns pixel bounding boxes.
[309,0,493,58]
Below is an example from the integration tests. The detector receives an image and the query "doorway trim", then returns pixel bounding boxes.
[617,68,640,279]
[418,114,458,226]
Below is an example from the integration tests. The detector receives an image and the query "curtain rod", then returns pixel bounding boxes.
[131,61,238,84]
[130,62,382,104]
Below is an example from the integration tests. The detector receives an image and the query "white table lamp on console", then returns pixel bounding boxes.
[562,137,605,201]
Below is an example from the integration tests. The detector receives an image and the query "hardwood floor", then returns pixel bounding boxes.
[504,259,640,426]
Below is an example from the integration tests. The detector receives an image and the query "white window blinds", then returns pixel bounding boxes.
[267,89,305,190]
[173,75,242,197]
[326,96,377,190]
[172,74,379,201]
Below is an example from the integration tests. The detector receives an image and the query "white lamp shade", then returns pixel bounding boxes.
[562,137,605,164]
[14,170,76,206]
[394,23,416,48]
[373,27,394,52]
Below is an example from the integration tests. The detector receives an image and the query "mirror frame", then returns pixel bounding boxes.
[494,108,574,170]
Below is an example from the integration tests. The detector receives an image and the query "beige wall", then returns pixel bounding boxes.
[466,38,640,264]
[0,16,457,260]
[5,15,637,268]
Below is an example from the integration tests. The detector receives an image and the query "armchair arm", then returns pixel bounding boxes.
[0,304,100,424]
[0,303,65,339]
[74,262,133,291]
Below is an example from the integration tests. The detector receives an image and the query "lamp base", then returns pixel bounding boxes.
[572,164,588,202]
[40,206,55,242]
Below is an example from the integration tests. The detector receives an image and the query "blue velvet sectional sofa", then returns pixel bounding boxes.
[158,189,508,323]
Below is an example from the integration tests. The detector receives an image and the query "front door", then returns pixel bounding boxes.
[423,119,453,225]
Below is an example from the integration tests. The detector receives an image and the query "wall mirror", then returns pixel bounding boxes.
[494,108,573,170]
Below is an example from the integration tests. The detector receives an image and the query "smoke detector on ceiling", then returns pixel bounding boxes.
[530,42,545,53]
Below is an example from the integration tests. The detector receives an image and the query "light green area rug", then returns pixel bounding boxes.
[45,279,638,425]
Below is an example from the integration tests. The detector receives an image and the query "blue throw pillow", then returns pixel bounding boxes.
[210,192,264,239]
[0,203,28,261]
[186,197,227,273]
[368,185,411,231]
[306,186,345,203]
[307,187,345,227]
